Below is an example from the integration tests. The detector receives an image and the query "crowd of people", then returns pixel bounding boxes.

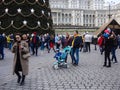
[0,29,120,86]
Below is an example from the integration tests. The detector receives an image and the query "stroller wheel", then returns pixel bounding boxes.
[66,65,69,68]
[64,64,68,68]
[53,64,59,70]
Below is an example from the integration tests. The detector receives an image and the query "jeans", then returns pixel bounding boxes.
[104,51,111,66]
[0,46,4,59]
[111,47,117,62]
[40,42,44,50]
[71,48,79,65]
[56,43,60,49]
[32,44,38,56]
[8,42,12,50]
[85,42,91,52]
[118,41,120,48]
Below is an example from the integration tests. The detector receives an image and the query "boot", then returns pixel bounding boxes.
[15,71,21,83]
[17,76,21,83]
[103,63,107,67]
[20,75,25,86]
[107,62,111,68]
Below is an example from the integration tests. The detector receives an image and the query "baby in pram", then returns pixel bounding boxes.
[53,46,71,69]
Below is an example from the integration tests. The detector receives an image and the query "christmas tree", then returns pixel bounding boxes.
[0,0,54,34]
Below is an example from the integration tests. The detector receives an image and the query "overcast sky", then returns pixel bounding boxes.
[105,0,120,4]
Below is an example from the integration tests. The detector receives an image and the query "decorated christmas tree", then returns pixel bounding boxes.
[0,0,54,34]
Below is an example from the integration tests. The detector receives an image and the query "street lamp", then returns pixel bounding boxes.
[107,1,115,20]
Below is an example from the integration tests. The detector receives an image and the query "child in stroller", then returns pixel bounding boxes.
[53,46,71,69]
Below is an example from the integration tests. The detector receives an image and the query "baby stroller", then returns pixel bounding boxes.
[53,46,71,69]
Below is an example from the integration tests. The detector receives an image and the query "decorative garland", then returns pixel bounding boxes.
[0,0,52,30]
[0,21,51,30]
[12,24,25,30]
[13,0,25,5]
[0,23,11,29]
[0,13,6,18]
[26,25,39,29]
[37,1,48,7]
[3,0,14,5]
[0,11,51,19]
[1,0,49,7]
[26,0,37,5]
[6,12,18,17]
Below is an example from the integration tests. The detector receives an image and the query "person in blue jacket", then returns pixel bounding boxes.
[0,34,5,60]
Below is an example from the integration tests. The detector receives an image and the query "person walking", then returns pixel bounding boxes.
[49,35,56,53]
[11,34,30,85]
[84,32,92,52]
[55,34,60,49]
[67,35,74,63]
[111,32,118,63]
[103,29,113,67]
[40,34,45,54]
[31,32,39,56]
[71,30,82,66]
[63,33,70,63]
[45,33,50,53]
[0,34,5,60]
[117,34,120,49]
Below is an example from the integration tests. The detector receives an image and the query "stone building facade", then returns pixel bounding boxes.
[49,0,120,27]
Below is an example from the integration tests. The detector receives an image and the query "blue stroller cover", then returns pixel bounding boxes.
[54,46,71,62]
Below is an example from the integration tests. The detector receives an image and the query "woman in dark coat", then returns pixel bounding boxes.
[11,34,29,85]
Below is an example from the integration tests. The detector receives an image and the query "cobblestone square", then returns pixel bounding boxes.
[0,45,120,90]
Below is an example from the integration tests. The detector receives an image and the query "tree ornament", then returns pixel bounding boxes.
[11,20,14,25]
[47,23,49,27]
[37,21,40,26]
[5,8,9,13]
[17,8,21,13]
[31,8,35,13]
[23,20,27,25]
[42,10,44,14]
[48,12,50,16]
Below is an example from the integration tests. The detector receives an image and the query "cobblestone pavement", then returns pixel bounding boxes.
[0,45,120,90]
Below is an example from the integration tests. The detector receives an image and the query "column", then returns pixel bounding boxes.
[69,14,72,25]
[86,15,88,26]
[88,15,90,26]
[67,14,69,24]
[91,15,93,27]
[95,11,98,27]
[56,12,58,25]
[84,14,86,26]
[81,10,84,26]
[60,12,62,25]
[72,10,75,25]
[63,13,65,25]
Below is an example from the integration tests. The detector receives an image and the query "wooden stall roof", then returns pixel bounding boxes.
[94,19,120,37]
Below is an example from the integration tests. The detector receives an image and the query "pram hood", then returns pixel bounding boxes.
[54,46,71,60]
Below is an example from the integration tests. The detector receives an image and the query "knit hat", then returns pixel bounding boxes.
[104,29,110,34]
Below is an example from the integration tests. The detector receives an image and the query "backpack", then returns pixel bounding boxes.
[98,36,104,47]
